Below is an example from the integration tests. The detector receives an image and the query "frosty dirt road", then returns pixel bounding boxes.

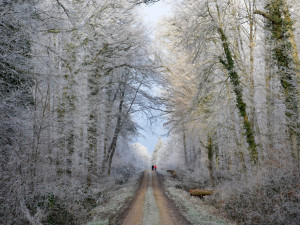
[121,170,191,225]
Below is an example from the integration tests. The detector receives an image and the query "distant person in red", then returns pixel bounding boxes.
[154,165,157,171]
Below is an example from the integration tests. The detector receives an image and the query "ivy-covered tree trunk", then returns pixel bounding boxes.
[264,34,275,159]
[218,28,258,164]
[255,0,300,168]
[86,111,97,186]
[86,71,100,186]
[207,135,214,185]
[282,0,300,100]
[182,125,188,167]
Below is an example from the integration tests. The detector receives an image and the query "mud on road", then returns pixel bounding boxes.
[120,170,192,225]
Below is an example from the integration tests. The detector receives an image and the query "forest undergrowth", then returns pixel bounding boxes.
[1,167,141,225]
[214,168,300,225]
[162,166,300,225]
[162,171,235,225]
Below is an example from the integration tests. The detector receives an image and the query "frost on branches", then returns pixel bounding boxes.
[0,0,157,224]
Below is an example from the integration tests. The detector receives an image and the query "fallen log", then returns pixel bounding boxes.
[166,169,175,174]
[189,189,213,199]
[171,171,177,178]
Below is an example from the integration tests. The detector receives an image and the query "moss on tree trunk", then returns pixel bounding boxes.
[218,28,258,164]
[256,0,300,168]
[207,135,214,184]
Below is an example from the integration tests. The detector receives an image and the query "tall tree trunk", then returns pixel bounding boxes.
[210,3,258,164]
[248,0,263,157]
[182,124,188,167]
[207,135,214,185]
[265,37,274,159]
[86,111,97,186]
[106,86,126,176]
[86,72,100,186]
[255,0,300,168]
[218,27,258,163]
[65,76,76,180]
[283,0,300,103]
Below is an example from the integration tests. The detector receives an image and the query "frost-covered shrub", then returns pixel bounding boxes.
[40,194,76,225]
[213,170,235,185]
[1,170,139,225]
[222,171,300,225]
[111,165,136,185]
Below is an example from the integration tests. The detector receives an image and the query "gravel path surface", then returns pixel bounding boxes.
[142,172,160,225]
[121,170,191,225]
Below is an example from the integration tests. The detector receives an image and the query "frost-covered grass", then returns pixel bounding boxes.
[165,186,235,225]
[87,186,135,225]
[87,172,141,225]
[161,172,235,225]
[87,221,109,225]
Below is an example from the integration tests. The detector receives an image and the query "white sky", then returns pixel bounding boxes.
[133,1,172,155]
[140,1,172,29]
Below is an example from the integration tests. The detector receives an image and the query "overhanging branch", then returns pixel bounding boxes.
[254,10,276,23]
